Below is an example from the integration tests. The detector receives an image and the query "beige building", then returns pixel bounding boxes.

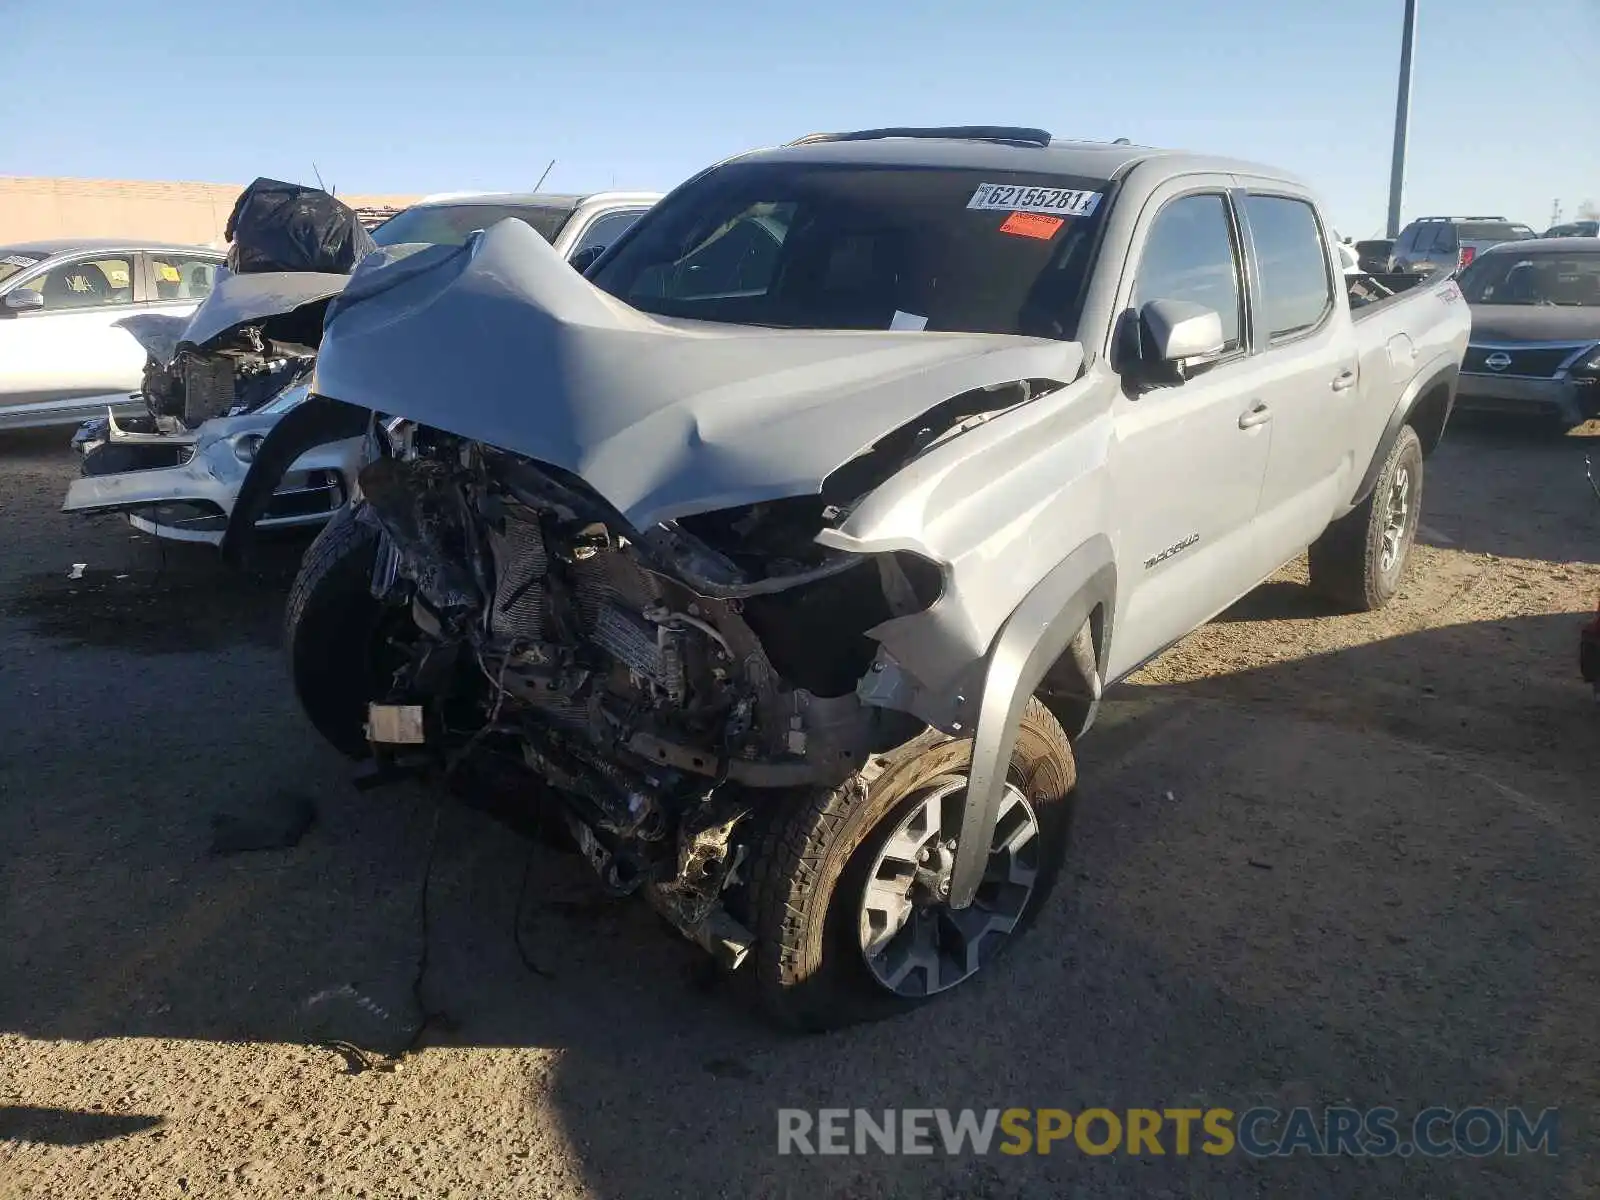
[0,176,423,248]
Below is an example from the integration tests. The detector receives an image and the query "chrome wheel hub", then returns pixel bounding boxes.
[1380,464,1411,574]
[858,775,1040,997]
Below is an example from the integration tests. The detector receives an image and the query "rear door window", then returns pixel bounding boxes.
[1243,195,1333,339]
[149,253,219,301]
[1130,193,1244,352]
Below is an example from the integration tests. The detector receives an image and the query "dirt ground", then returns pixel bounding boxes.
[1,417,1598,1199]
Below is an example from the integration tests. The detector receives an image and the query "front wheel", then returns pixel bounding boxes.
[747,698,1077,1032]
[283,504,394,757]
[1308,425,1424,612]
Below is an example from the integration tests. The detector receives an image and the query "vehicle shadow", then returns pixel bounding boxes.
[2,610,1595,1198]
[0,1106,163,1146]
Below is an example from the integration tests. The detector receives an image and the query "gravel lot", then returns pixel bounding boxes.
[2,418,1598,1199]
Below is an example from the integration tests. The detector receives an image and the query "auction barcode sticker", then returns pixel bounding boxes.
[968,183,1102,218]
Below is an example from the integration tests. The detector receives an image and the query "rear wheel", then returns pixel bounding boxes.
[748,698,1076,1032]
[1308,425,1423,612]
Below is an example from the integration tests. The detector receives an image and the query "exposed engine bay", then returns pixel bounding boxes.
[141,316,319,428]
[356,422,942,961]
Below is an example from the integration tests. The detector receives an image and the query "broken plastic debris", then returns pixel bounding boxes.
[67,563,86,579]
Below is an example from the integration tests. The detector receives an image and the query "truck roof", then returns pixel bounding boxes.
[409,190,663,210]
[733,127,1301,188]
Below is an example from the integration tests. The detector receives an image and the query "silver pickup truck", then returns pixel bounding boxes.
[241,127,1469,1030]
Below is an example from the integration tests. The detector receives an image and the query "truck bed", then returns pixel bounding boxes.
[1347,266,1445,319]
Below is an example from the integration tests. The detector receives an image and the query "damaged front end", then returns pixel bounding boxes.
[346,424,955,961]
[63,180,377,545]
[62,279,360,544]
[66,386,360,544]
[278,205,1099,1017]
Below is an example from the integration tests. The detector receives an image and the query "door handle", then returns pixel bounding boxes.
[1331,369,1358,392]
[1238,401,1272,429]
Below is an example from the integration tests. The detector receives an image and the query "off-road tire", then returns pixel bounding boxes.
[283,504,384,757]
[749,698,1076,1032]
[1308,424,1424,612]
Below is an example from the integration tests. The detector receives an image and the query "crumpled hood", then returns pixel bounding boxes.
[113,312,191,366]
[314,218,1082,528]
[1469,304,1600,346]
[127,268,352,363]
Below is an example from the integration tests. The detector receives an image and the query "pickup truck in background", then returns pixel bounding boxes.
[239,127,1471,1030]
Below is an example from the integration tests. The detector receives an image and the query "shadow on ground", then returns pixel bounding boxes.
[0,1106,163,1146]
[3,606,1596,1198]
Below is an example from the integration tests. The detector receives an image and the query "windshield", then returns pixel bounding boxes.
[1459,251,1600,306]
[1457,222,1537,243]
[0,249,46,288]
[370,202,575,248]
[589,161,1111,338]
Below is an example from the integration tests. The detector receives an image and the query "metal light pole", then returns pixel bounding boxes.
[1386,0,1419,238]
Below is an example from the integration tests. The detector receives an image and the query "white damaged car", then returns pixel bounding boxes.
[64,188,662,545]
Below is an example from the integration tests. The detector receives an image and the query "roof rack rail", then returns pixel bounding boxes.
[786,126,1053,149]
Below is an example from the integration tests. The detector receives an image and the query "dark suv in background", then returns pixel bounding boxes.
[1390,216,1538,274]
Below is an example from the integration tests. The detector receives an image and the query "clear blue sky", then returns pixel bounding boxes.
[3,0,1595,237]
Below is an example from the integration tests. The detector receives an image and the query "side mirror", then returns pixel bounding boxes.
[3,288,44,314]
[1141,298,1224,364]
[567,245,605,274]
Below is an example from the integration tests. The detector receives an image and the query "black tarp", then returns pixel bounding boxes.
[224,177,378,275]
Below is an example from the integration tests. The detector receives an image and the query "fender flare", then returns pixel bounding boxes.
[1349,358,1459,508]
[947,536,1116,909]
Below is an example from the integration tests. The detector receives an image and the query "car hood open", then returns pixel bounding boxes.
[313,218,1082,529]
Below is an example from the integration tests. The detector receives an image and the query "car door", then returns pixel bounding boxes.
[1103,183,1273,680]
[1236,191,1357,570]
[0,251,145,416]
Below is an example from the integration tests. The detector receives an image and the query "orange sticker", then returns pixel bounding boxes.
[999,211,1064,240]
